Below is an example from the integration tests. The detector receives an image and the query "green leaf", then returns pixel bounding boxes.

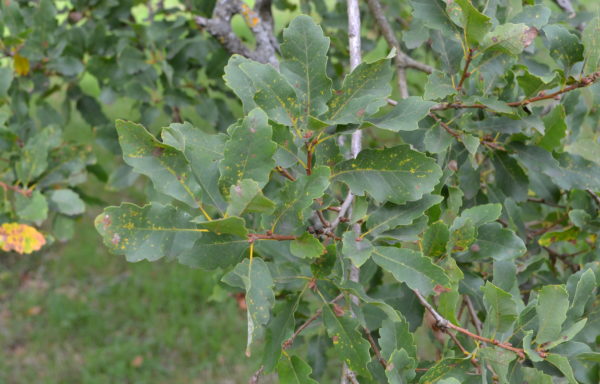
[411,0,457,35]
[544,318,587,350]
[539,105,566,152]
[372,246,450,295]
[481,282,518,336]
[536,285,569,344]
[322,304,372,378]
[423,221,449,258]
[545,354,577,384]
[386,349,416,384]
[461,223,526,261]
[192,216,248,238]
[418,357,472,383]
[223,55,257,113]
[367,97,435,132]
[222,258,274,355]
[454,0,492,46]
[265,166,330,234]
[365,195,443,238]
[263,298,298,372]
[15,191,48,222]
[342,231,373,267]
[582,16,600,74]
[280,15,332,127]
[482,23,532,55]
[424,70,456,101]
[452,203,503,230]
[479,347,517,384]
[568,268,596,321]
[179,232,248,270]
[95,203,204,262]
[162,122,228,214]
[543,25,584,70]
[332,146,442,205]
[219,108,277,195]
[324,57,392,124]
[226,179,275,217]
[378,319,416,360]
[240,62,300,127]
[277,355,319,384]
[15,127,58,185]
[47,189,85,216]
[492,152,529,202]
[511,5,551,29]
[116,120,202,209]
[0,67,13,98]
[290,232,325,259]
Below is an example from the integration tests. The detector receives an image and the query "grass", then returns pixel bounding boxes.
[0,210,273,383]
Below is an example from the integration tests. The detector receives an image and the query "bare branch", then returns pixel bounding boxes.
[195,0,278,66]
[365,0,433,79]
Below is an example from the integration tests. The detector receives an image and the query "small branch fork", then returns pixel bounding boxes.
[195,0,278,67]
[365,0,433,99]
[0,181,32,197]
[413,290,529,359]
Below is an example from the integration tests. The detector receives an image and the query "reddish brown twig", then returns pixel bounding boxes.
[428,113,460,139]
[413,290,527,359]
[456,48,473,91]
[586,189,600,208]
[315,210,330,228]
[363,327,389,369]
[275,166,296,182]
[0,181,32,197]
[248,232,298,242]
[283,294,344,349]
[431,71,600,111]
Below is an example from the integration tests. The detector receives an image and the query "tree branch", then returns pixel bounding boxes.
[365,0,432,98]
[456,48,473,91]
[195,0,278,67]
[275,166,296,182]
[0,181,33,197]
[283,294,344,349]
[414,290,527,359]
[248,366,264,384]
[248,232,298,242]
[431,71,600,111]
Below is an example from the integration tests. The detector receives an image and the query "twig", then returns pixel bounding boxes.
[542,246,580,272]
[464,296,483,335]
[195,0,278,66]
[0,181,32,197]
[527,197,565,209]
[365,0,433,75]
[363,327,388,369]
[413,290,526,359]
[428,113,460,139]
[315,210,330,228]
[283,294,344,349]
[248,366,264,384]
[431,71,600,111]
[456,48,473,91]
[275,166,296,182]
[248,232,298,242]
[586,189,600,208]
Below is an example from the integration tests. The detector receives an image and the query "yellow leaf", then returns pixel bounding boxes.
[14,54,30,76]
[0,223,46,254]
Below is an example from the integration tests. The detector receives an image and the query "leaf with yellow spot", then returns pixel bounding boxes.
[324,56,392,124]
[222,258,274,356]
[116,120,203,210]
[219,108,277,196]
[0,223,45,254]
[322,304,372,378]
[331,145,442,205]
